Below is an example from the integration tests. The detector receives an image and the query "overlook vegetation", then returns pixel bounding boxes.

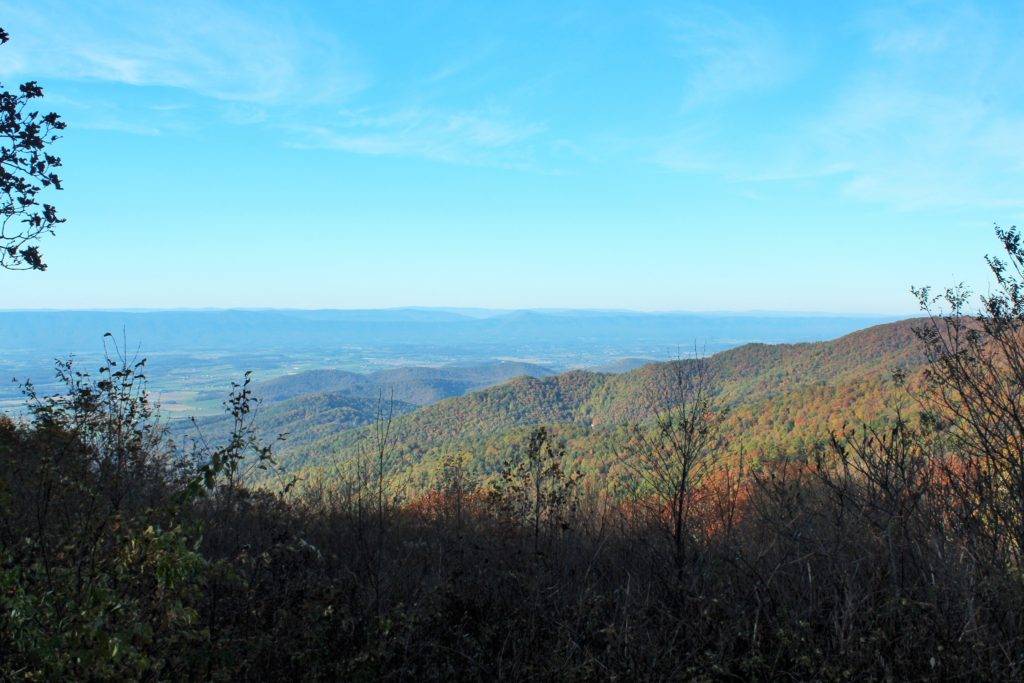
[8,270,1024,678]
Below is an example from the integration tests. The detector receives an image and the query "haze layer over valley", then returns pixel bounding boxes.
[0,308,898,415]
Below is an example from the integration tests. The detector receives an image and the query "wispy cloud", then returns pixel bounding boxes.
[813,82,1024,210]
[38,91,193,137]
[15,0,1019,194]
[665,5,797,108]
[423,43,501,85]
[0,1,552,169]
[0,0,365,103]
[653,2,1024,212]
[289,107,545,168]
[815,3,1024,210]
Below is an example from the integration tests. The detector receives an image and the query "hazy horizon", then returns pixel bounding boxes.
[0,305,918,316]
[0,307,908,416]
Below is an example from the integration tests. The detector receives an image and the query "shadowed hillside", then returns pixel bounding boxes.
[180,360,556,454]
[250,360,555,405]
[183,392,418,454]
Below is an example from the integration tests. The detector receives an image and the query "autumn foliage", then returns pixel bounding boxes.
[5,229,1024,678]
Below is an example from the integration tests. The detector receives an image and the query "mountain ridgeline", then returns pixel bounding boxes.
[243,319,926,487]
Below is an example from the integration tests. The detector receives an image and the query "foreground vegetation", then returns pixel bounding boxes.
[2,230,1024,679]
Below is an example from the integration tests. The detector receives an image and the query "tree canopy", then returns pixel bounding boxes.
[0,27,64,271]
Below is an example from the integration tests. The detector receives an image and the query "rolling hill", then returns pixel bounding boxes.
[249,360,556,405]
[179,360,556,452]
[180,392,419,455]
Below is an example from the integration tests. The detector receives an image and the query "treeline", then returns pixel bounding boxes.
[5,231,1024,679]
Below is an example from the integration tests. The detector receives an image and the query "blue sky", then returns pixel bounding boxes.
[1,0,1021,313]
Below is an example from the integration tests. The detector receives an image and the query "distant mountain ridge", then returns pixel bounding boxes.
[0,309,905,354]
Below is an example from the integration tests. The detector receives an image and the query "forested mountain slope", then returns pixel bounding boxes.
[181,360,555,454]
[275,320,926,485]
